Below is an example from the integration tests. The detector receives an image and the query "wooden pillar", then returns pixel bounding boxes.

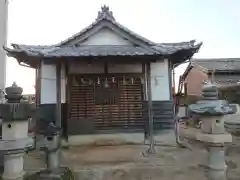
[168,60,173,100]
[145,62,156,154]
[184,82,188,97]
[35,68,38,104]
[56,63,62,128]
[35,63,41,106]
[142,63,147,101]
[64,63,69,140]
[143,63,148,140]
[172,67,176,96]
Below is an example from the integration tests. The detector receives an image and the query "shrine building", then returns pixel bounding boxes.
[4,5,202,144]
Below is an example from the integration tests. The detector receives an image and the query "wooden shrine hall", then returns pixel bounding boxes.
[4,5,202,140]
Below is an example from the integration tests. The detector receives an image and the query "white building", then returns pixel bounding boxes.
[4,6,202,143]
[0,0,8,89]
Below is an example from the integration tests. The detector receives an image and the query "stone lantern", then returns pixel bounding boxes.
[0,82,34,180]
[188,80,234,180]
[38,122,62,170]
[25,112,74,179]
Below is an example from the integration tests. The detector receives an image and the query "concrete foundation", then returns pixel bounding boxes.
[68,133,144,146]
[66,131,176,146]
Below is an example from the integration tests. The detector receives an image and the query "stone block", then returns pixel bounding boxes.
[2,121,29,140]
[196,132,232,144]
[0,103,35,122]
[201,116,225,134]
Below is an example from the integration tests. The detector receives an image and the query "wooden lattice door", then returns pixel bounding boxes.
[69,75,144,134]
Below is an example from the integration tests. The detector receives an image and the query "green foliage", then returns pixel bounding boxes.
[61,168,74,180]
[24,167,74,180]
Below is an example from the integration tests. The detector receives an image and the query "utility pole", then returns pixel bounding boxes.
[0,0,8,89]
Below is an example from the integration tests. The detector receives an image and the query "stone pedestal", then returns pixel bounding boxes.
[196,123,232,180]
[43,134,61,170]
[196,132,231,180]
[2,153,25,180]
[0,121,32,180]
[47,149,60,170]
[205,147,227,180]
[207,146,226,170]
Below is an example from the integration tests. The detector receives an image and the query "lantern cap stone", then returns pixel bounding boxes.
[37,121,61,136]
[225,114,240,126]
[188,80,235,116]
[5,82,23,103]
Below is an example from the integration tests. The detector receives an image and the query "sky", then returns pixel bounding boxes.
[5,0,240,94]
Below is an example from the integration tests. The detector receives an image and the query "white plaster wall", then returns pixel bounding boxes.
[81,28,132,45]
[150,59,170,101]
[0,0,8,89]
[40,62,66,104]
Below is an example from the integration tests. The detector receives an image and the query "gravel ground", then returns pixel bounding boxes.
[23,132,240,180]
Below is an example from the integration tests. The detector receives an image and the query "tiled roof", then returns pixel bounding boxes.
[192,58,240,71]
[5,42,202,58]
[4,5,202,68]
[5,45,160,57]
[153,40,200,54]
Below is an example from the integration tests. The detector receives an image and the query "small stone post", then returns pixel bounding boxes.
[0,82,34,180]
[25,119,74,179]
[38,122,61,170]
[188,80,234,180]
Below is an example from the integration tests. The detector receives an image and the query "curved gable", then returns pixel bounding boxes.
[57,5,156,51]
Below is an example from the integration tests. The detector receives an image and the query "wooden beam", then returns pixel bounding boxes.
[42,56,158,65]
[56,63,62,128]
